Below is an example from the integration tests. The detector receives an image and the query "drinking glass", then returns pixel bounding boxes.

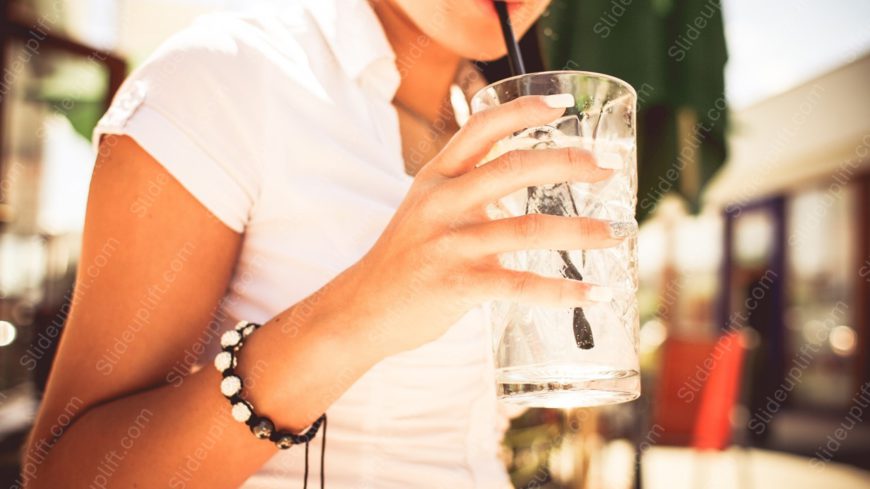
[471,71,639,408]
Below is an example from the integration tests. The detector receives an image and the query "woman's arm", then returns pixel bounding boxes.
[23,95,621,488]
[21,135,381,488]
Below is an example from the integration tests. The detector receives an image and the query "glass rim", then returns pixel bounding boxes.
[471,69,638,105]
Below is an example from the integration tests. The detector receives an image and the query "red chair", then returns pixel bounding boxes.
[692,330,748,450]
[690,330,753,489]
[644,329,754,489]
[650,337,716,446]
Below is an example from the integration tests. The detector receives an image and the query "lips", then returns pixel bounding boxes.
[473,0,525,19]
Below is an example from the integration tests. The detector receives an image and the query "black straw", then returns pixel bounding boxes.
[492,0,595,350]
[494,1,526,76]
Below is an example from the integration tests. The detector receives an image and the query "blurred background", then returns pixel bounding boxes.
[0,0,867,487]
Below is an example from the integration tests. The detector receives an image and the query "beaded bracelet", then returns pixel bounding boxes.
[215,320,327,449]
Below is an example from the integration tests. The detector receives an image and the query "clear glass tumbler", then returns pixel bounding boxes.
[471,71,639,408]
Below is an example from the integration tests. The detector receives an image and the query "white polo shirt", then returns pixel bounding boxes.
[91,1,513,487]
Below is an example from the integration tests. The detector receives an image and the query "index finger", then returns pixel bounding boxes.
[433,94,575,178]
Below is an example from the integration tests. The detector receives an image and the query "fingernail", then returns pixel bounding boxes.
[587,286,613,302]
[608,220,637,239]
[543,94,575,109]
[595,152,624,170]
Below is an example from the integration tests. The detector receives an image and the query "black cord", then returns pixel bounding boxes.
[303,439,310,489]
[320,415,327,489]
[301,414,327,489]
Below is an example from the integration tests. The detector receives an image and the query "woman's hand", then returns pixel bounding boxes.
[334,95,624,358]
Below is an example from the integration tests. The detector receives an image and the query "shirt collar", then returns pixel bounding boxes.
[302,0,400,101]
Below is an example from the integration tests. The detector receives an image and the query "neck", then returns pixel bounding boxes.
[370,1,462,122]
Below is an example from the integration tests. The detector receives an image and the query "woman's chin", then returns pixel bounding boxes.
[443,37,509,63]
[471,46,511,62]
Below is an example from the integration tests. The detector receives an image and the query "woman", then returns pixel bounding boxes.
[23,0,621,487]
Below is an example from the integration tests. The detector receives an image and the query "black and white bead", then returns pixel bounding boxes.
[220,375,242,397]
[214,351,236,371]
[234,320,257,338]
[230,400,253,423]
[220,330,242,350]
[251,417,274,439]
[275,434,295,449]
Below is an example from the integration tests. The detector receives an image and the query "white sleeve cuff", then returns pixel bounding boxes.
[92,101,253,234]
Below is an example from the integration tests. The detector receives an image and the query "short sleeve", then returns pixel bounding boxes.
[92,14,266,233]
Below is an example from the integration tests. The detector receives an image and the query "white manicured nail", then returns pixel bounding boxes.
[595,152,624,170]
[587,286,613,302]
[608,220,637,239]
[543,93,575,109]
